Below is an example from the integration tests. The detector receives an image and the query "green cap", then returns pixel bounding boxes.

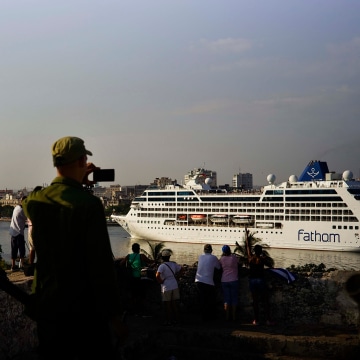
[52,136,92,166]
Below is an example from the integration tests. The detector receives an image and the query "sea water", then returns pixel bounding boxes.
[1,221,359,270]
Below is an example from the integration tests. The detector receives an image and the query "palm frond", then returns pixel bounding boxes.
[233,228,274,267]
[140,241,172,262]
[140,241,153,259]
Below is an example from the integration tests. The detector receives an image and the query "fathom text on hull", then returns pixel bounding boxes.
[111,160,360,252]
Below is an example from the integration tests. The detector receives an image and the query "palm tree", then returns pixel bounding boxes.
[233,228,274,267]
[140,241,173,263]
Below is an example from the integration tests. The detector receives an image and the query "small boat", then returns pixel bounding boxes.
[232,215,253,224]
[256,223,274,229]
[210,214,229,223]
[190,214,207,222]
[177,214,187,220]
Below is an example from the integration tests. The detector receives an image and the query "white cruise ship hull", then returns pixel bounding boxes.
[111,160,360,252]
[112,214,360,252]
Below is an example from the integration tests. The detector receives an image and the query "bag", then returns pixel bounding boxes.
[164,263,179,284]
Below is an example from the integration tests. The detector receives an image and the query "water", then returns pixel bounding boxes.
[1,221,360,270]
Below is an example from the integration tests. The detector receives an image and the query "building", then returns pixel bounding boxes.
[0,190,27,206]
[232,172,253,190]
[150,177,176,188]
[91,183,149,207]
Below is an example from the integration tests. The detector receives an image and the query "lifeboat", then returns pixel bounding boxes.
[232,215,252,224]
[256,222,274,228]
[190,214,207,222]
[177,214,187,220]
[210,214,229,223]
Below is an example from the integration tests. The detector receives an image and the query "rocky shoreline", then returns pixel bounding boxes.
[1,264,360,359]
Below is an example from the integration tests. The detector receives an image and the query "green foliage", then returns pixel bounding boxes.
[233,229,274,267]
[0,259,6,270]
[287,263,329,275]
[0,205,15,218]
[140,241,172,263]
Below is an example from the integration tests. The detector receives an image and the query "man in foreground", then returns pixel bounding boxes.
[23,136,128,359]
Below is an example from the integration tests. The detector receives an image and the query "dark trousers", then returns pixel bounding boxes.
[11,234,25,259]
[196,281,217,322]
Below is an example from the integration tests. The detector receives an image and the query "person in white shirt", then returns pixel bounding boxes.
[9,196,27,271]
[156,250,183,326]
[195,244,221,322]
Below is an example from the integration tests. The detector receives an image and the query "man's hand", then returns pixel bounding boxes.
[82,162,100,186]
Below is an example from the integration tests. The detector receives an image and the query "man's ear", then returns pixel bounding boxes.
[78,155,87,167]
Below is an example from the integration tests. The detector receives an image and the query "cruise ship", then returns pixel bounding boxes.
[111,160,360,252]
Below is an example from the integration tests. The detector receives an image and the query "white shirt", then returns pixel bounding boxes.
[157,261,181,292]
[9,205,27,237]
[195,253,221,286]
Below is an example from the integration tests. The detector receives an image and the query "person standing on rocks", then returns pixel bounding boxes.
[121,242,154,316]
[246,228,274,325]
[219,245,239,321]
[23,136,128,359]
[156,249,183,326]
[9,196,27,271]
[195,244,221,322]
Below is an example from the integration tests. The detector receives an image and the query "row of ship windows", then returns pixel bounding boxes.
[145,189,359,196]
[140,202,348,208]
[142,196,349,202]
[134,213,358,222]
[284,216,358,222]
[135,209,354,215]
[136,220,359,231]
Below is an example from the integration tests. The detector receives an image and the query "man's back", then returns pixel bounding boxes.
[9,205,26,237]
[24,176,121,317]
[195,253,221,286]
[22,135,127,359]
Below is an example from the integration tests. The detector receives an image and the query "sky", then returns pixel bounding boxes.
[1,0,360,190]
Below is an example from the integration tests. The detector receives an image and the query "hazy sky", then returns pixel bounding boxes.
[1,0,360,190]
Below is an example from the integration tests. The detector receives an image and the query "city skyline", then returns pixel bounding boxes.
[1,1,359,189]
[1,166,251,193]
